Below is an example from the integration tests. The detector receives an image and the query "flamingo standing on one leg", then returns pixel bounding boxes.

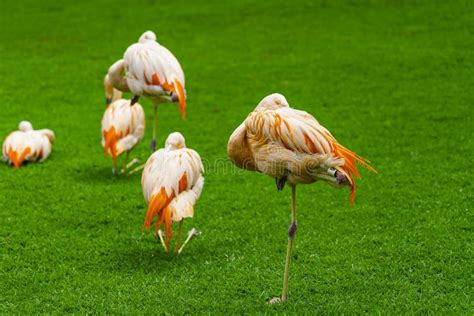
[142,132,204,253]
[2,121,55,168]
[102,75,146,174]
[227,93,376,304]
[107,31,186,152]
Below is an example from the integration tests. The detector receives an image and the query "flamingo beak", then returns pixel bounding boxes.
[131,95,140,105]
[170,92,178,103]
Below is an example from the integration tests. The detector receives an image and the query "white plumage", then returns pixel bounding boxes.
[101,100,145,163]
[124,32,186,111]
[142,132,204,249]
[102,75,146,171]
[106,30,187,152]
[2,121,55,168]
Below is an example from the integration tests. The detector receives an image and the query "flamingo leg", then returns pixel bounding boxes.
[128,162,145,175]
[121,158,141,175]
[112,157,118,174]
[177,228,201,255]
[269,185,297,304]
[150,104,158,152]
[174,220,184,253]
[121,151,130,172]
[157,229,169,253]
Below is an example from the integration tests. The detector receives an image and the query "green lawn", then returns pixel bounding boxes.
[0,0,472,313]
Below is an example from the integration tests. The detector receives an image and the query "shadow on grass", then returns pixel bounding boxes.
[71,163,142,184]
[105,238,212,273]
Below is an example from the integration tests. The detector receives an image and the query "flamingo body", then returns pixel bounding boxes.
[142,132,204,248]
[2,121,55,168]
[228,93,375,202]
[124,37,186,117]
[227,93,375,303]
[108,31,186,118]
[101,98,145,165]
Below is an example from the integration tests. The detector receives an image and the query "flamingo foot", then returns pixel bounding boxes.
[177,228,201,254]
[267,296,287,304]
[120,158,141,174]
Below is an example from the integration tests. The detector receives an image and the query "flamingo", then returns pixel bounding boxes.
[102,75,145,174]
[227,93,376,304]
[2,121,55,168]
[142,132,204,253]
[107,30,186,152]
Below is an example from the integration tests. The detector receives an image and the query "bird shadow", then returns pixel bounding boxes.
[105,238,212,273]
[72,163,141,185]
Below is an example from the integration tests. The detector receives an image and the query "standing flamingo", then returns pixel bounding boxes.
[102,75,145,174]
[107,31,186,152]
[2,121,55,168]
[142,132,204,253]
[227,93,376,304]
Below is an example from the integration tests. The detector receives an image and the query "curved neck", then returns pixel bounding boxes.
[104,75,123,103]
[227,123,256,171]
[107,59,130,92]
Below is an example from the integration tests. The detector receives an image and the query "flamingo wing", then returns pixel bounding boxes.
[246,106,375,203]
[124,42,186,118]
[246,107,335,155]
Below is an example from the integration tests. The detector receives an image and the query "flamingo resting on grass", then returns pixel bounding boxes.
[107,31,186,152]
[227,93,376,304]
[2,121,55,168]
[102,75,145,174]
[142,132,204,254]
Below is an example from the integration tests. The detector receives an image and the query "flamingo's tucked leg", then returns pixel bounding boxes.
[276,177,287,191]
[121,158,142,174]
[128,162,145,175]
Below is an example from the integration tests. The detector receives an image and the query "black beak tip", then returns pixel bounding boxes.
[131,95,140,106]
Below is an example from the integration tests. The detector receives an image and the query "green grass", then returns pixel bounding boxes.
[0,0,472,313]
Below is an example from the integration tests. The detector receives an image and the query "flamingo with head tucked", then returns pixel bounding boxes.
[227,93,376,304]
[142,132,204,254]
[107,31,186,152]
[2,121,55,168]
[102,75,145,174]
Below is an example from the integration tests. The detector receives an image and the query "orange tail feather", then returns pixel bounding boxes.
[142,187,175,248]
[103,127,122,165]
[332,142,377,204]
[174,79,186,119]
[8,147,31,169]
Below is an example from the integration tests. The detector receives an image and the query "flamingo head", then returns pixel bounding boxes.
[19,121,33,132]
[139,31,157,43]
[256,93,290,110]
[165,132,186,150]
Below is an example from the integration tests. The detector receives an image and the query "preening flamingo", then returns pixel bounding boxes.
[2,121,55,168]
[102,75,145,174]
[227,93,376,303]
[107,31,186,152]
[142,132,204,253]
